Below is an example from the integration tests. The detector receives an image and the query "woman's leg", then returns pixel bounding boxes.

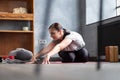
[58,51,75,63]
[74,48,89,62]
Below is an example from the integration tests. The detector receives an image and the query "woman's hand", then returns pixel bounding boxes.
[42,55,50,64]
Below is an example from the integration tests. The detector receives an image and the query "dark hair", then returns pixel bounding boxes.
[63,28,70,39]
[48,23,63,31]
[49,23,70,39]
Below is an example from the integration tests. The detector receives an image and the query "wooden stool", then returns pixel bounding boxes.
[105,46,119,62]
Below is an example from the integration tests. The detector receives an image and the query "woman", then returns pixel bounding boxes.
[28,23,89,64]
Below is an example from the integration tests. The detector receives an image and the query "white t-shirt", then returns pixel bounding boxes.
[54,30,85,51]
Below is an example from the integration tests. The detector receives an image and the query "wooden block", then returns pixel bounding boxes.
[113,46,119,62]
[109,46,115,62]
[105,46,114,62]
[105,46,110,61]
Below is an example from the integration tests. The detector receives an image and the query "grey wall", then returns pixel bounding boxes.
[0,21,29,30]
[34,0,83,54]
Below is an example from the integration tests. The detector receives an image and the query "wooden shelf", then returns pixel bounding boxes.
[0,0,34,56]
[0,30,33,33]
[0,13,33,20]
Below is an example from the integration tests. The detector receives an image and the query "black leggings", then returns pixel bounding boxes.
[58,47,89,63]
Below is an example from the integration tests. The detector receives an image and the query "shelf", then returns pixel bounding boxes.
[0,13,33,20]
[0,30,33,33]
[0,0,34,56]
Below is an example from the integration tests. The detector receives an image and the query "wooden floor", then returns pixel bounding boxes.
[0,62,120,80]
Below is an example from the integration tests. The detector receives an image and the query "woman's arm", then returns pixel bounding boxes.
[27,41,56,64]
[42,38,72,64]
[35,41,56,58]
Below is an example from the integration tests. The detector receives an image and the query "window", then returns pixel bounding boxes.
[116,0,120,15]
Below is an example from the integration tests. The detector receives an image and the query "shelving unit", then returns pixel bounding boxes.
[0,0,34,56]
